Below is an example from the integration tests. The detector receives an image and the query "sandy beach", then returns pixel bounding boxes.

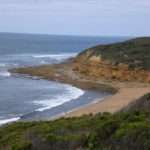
[65,87,150,117]
[11,62,150,118]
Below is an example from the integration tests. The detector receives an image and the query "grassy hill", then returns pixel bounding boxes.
[77,37,150,70]
[0,93,150,150]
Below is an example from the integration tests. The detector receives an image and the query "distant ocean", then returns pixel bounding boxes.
[0,33,129,125]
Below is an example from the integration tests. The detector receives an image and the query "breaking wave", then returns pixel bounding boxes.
[31,53,77,60]
[34,85,84,112]
[0,117,20,126]
[0,71,11,77]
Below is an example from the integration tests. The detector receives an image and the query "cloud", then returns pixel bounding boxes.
[0,0,150,36]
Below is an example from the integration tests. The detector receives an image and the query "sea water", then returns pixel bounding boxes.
[0,33,129,124]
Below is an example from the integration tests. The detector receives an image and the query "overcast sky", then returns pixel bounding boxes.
[0,0,150,36]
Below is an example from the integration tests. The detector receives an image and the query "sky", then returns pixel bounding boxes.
[0,0,150,36]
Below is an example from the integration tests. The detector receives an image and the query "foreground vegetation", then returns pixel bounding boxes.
[0,93,150,150]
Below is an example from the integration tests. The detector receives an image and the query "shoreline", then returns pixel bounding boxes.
[64,87,150,117]
[10,61,118,93]
[10,61,150,118]
[18,87,109,121]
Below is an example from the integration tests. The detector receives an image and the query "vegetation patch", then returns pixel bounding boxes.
[0,110,149,150]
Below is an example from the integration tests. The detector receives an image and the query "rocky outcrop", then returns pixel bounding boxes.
[73,61,150,83]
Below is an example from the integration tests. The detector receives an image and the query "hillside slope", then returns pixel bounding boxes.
[73,37,150,82]
[122,93,150,112]
[77,37,150,69]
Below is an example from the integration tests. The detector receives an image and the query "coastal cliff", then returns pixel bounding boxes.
[73,37,150,82]
[11,37,150,84]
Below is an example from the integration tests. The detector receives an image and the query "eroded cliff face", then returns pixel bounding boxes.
[72,37,150,83]
[74,37,150,80]
[73,51,150,83]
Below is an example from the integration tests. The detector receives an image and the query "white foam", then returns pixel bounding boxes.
[0,63,18,68]
[0,71,11,77]
[0,63,6,67]
[0,117,20,126]
[31,53,77,60]
[34,85,84,112]
[40,60,46,64]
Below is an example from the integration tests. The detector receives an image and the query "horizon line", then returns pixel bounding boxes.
[0,31,135,38]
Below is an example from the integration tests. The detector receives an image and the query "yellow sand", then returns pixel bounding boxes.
[65,87,150,117]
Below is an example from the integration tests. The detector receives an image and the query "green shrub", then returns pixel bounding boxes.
[12,141,32,150]
[0,111,149,150]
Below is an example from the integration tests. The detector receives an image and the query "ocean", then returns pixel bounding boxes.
[0,33,129,125]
